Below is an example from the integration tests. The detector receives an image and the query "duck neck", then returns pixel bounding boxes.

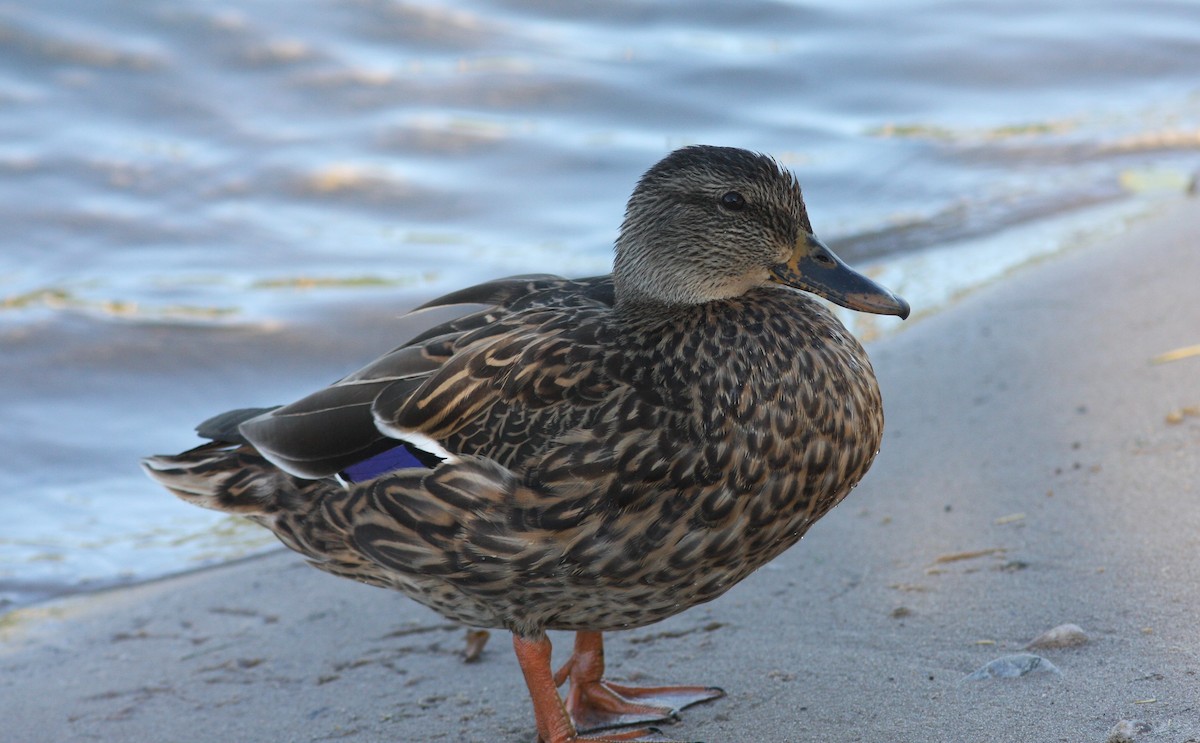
[611,290,707,328]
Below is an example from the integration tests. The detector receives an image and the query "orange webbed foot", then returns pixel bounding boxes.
[514,633,710,743]
[555,631,724,733]
[538,725,698,742]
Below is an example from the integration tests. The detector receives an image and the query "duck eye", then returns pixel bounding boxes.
[720,191,747,211]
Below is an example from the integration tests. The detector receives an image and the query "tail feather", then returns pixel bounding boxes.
[142,442,388,585]
[140,442,327,516]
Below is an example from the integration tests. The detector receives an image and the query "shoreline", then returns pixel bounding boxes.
[3,194,1199,742]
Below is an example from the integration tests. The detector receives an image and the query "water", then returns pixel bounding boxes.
[3,0,1199,609]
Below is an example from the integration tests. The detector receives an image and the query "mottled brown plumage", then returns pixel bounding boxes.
[143,145,908,743]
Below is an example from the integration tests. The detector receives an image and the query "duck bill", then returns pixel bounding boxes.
[770,233,910,319]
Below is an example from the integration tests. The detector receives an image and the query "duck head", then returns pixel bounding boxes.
[613,145,910,319]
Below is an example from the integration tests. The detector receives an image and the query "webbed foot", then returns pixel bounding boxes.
[555,631,724,732]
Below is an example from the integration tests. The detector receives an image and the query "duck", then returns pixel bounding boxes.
[143,145,909,743]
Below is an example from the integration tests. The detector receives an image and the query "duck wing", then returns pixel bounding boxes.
[371,283,621,473]
[234,274,614,479]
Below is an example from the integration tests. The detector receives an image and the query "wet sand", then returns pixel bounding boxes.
[2,197,1198,742]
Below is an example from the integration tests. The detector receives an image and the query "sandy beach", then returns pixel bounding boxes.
[2,196,1198,743]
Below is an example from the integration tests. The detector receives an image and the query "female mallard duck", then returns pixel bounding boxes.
[143,145,908,743]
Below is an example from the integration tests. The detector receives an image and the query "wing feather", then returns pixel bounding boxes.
[231,274,614,479]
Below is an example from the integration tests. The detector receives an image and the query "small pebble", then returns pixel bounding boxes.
[996,560,1029,572]
[1027,623,1090,649]
[963,652,1060,681]
[1105,719,1151,743]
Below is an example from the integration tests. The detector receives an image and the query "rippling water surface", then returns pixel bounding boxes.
[3,0,1199,608]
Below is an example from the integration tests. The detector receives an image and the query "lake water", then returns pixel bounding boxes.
[3,0,1199,609]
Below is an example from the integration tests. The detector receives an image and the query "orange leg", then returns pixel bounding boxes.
[553,631,725,733]
[512,633,679,743]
